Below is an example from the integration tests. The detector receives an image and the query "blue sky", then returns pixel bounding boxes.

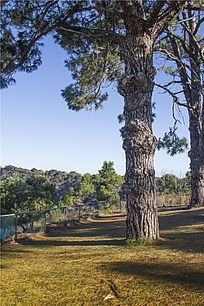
[1,37,190,177]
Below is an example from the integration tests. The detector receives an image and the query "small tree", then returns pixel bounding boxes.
[0,174,25,214]
[95,161,123,202]
[59,192,77,206]
[0,174,55,214]
[75,173,95,201]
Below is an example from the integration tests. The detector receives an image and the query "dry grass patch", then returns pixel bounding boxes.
[1,208,204,305]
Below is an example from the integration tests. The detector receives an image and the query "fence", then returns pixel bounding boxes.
[0,195,189,243]
[156,193,190,208]
[0,201,109,243]
[0,213,16,241]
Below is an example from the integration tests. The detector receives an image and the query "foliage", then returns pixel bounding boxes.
[157,127,188,156]
[1,0,184,116]
[124,238,154,247]
[183,171,191,193]
[59,192,77,206]
[59,172,95,205]
[1,165,82,203]
[0,0,60,88]
[75,173,95,198]
[0,0,123,96]
[94,161,124,202]
[156,172,191,194]
[59,161,124,205]
[0,174,55,214]
[1,165,191,211]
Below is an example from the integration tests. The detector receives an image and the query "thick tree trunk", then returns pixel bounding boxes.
[118,34,159,240]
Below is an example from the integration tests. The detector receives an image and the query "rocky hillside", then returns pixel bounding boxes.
[0,165,82,200]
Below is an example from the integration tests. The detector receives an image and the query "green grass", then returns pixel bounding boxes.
[1,208,204,305]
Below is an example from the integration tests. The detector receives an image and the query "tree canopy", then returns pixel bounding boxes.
[95,161,124,201]
[1,0,200,92]
[2,0,202,240]
[0,174,56,214]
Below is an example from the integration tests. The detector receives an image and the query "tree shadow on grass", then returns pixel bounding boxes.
[102,260,204,291]
[15,210,204,254]
[158,206,188,212]
[158,208,204,253]
[46,217,126,239]
[1,248,30,256]
[7,215,126,249]
[18,238,124,247]
[1,248,31,264]
[159,208,204,230]
[158,230,204,253]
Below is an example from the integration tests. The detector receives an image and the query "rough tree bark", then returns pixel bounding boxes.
[118,32,159,239]
[154,3,203,206]
[115,0,189,239]
[169,34,204,207]
[188,9,204,207]
[188,42,204,206]
[188,72,204,206]
[165,7,203,207]
[199,101,204,205]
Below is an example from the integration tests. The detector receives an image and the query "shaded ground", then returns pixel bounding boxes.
[1,208,204,305]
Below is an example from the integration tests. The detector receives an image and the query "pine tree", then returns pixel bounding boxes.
[95,161,123,202]
[1,0,199,239]
[155,7,204,207]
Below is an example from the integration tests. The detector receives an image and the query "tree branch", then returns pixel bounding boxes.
[159,33,194,100]
[154,82,189,109]
[167,30,190,56]
[152,0,189,38]
[84,11,103,26]
[177,15,203,58]
[194,16,204,34]
[186,0,204,11]
[147,0,167,29]
[154,46,197,76]
[18,1,59,66]
[59,24,122,44]
[95,41,110,97]
[69,5,123,18]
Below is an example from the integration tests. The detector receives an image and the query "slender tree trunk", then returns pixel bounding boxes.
[188,87,201,207]
[199,102,204,205]
[167,9,203,207]
[118,33,159,239]
[188,10,204,207]
[188,92,204,207]
[188,105,204,207]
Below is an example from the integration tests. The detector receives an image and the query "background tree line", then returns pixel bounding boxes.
[0,161,124,214]
[1,162,191,215]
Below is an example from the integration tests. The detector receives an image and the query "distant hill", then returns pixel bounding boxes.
[0,165,82,201]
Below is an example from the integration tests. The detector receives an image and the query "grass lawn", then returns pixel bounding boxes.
[1,207,204,305]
